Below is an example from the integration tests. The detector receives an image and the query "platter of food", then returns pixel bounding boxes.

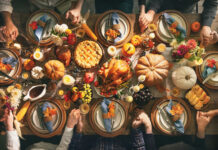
[26,99,66,138]
[95,10,133,47]
[195,51,218,89]
[26,9,62,46]
[89,99,128,137]
[94,58,133,97]
[151,96,191,135]
[154,10,190,44]
[0,48,22,85]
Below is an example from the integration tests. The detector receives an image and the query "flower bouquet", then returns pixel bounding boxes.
[51,24,76,46]
[171,39,205,67]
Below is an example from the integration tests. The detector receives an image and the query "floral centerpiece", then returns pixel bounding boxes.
[51,24,76,46]
[171,39,205,66]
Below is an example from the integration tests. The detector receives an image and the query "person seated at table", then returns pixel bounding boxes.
[2,107,83,150]
[68,108,157,150]
[0,0,84,42]
[140,0,217,47]
[158,111,213,150]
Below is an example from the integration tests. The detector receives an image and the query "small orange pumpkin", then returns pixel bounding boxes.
[122,43,135,57]
[131,35,142,46]
[191,21,201,32]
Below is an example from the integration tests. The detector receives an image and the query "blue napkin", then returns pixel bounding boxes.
[165,100,184,134]
[3,57,18,67]
[101,98,112,132]
[111,13,122,43]
[202,66,216,79]
[34,15,48,41]
[41,102,53,133]
[163,13,186,39]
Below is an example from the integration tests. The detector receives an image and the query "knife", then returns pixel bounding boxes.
[0,70,15,80]
[203,72,218,84]
[83,9,90,22]
[161,15,175,39]
[157,105,176,130]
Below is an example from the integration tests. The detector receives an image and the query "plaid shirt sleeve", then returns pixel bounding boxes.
[131,128,146,150]
[0,0,13,13]
[68,128,83,150]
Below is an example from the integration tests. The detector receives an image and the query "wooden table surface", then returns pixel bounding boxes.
[9,12,218,136]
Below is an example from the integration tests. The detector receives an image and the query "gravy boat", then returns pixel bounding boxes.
[24,84,47,101]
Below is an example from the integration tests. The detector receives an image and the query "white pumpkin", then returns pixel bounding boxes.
[172,66,197,90]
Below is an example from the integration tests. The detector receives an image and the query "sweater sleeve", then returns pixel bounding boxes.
[143,134,157,150]
[201,0,218,26]
[68,129,83,150]
[6,130,20,150]
[0,0,13,13]
[194,136,205,150]
[56,127,74,150]
[148,0,164,13]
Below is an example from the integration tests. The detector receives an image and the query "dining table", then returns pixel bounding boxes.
[1,11,218,137]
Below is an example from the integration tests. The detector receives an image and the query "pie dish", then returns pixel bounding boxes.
[74,40,103,69]
[151,97,191,135]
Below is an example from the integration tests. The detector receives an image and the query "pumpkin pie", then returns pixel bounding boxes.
[74,40,103,69]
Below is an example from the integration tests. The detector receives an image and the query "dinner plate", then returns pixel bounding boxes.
[196,51,218,89]
[26,9,61,46]
[95,10,133,47]
[154,10,189,44]
[26,99,66,138]
[89,99,128,137]
[151,97,191,135]
[0,48,22,85]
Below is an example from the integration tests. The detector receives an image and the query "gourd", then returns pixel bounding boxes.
[131,35,142,46]
[122,43,135,57]
[135,53,169,86]
[191,21,201,32]
[172,66,197,90]
[44,60,65,80]
[16,101,30,121]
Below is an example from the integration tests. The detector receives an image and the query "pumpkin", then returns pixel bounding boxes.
[44,60,65,80]
[135,53,169,86]
[131,35,142,46]
[172,66,197,90]
[191,21,201,32]
[122,43,135,57]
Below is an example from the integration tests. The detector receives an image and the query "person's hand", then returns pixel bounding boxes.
[196,111,211,138]
[200,26,211,47]
[0,26,7,42]
[66,8,81,24]
[209,31,218,45]
[139,10,155,33]
[202,109,218,121]
[3,21,18,41]
[66,109,80,128]
[76,115,83,133]
[3,108,14,131]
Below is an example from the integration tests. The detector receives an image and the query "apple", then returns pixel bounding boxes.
[84,72,95,83]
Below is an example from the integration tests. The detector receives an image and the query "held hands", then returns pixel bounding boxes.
[132,111,152,134]
[200,26,212,47]
[66,8,81,24]
[196,111,211,138]
[4,21,19,41]
[139,10,155,33]
[66,109,81,128]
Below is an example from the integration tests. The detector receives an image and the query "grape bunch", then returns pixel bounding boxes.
[133,86,154,106]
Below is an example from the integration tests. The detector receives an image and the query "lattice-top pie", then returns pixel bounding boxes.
[74,40,103,69]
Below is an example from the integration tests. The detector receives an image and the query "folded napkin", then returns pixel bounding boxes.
[111,13,122,43]
[3,57,18,67]
[41,102,57,133]
[165,100,184,134]
[202,65,217,79]
[34,15,48,41]
[101,98,115,132]
[163,13,186,39]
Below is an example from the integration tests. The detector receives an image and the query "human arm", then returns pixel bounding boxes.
[200,0,218,47]
[196,111,211,139]
[65,0,84,24]
[3,109,20,150]
[56,109,80,150]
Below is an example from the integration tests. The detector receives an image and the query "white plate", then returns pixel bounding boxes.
[99,13,130,43]
[93,101,126,132]
[157,12,187,43]
[155,100,187,134]
[30,102,61,134]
